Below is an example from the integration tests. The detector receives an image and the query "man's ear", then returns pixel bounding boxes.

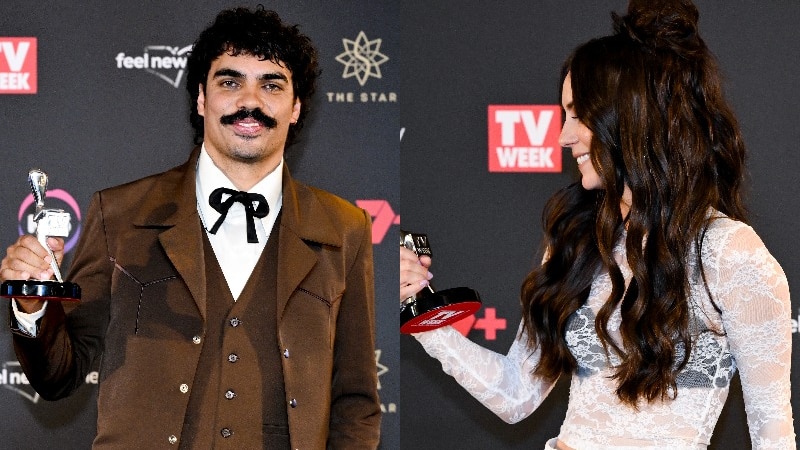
[197,84,206,117]
[290,97,301,124]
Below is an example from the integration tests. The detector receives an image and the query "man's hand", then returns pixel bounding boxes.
[0,235,64,313]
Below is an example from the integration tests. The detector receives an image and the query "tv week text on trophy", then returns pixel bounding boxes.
[400,230,481,334]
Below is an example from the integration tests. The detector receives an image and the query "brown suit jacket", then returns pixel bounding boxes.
[12,147,381,449]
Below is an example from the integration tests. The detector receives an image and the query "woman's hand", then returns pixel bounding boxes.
[400,246,432,302]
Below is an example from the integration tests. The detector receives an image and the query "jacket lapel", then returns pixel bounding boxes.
[133,147,208,320]
[276,166,342,320]
[127,150,339,323]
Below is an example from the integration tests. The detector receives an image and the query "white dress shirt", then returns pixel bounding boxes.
[195,144,283,300]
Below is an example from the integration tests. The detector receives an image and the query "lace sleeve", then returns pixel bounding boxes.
[413,322,556,424]
[711,223,795,449]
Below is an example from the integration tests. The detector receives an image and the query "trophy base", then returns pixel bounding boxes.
[1,280,81,301]
[400,286,481,334]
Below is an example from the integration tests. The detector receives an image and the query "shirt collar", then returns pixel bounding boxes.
[195,143,283,231]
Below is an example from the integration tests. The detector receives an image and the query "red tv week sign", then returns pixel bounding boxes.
[0,38,37,94]
[488,105,561,172]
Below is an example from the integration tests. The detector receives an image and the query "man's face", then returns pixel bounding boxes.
[197,52,301,171]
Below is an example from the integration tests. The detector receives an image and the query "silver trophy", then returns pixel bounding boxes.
[400,230,480,334]
[1,169,81,301]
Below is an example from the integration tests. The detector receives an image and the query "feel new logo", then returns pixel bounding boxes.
[1,361,98,404]
[791,308,800,334]
[115,45,192,88]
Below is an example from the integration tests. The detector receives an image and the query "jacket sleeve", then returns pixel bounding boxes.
[327,208,382,449]
[12,192,112,400]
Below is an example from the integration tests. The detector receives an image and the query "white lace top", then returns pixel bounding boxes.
[415,217,795,449]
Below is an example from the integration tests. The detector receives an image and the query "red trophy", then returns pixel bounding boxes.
[1,169,81,301]
[400,230,481,334]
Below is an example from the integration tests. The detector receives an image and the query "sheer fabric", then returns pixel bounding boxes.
[415,217,794,449]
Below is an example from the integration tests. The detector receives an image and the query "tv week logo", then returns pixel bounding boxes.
[488,105,561,172]
[0,38,37,94]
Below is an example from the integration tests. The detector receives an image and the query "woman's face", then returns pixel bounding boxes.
[559,73,602,191]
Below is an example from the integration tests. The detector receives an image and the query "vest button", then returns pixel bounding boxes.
[192,335,201,344]
[289,398,298,408]
[227,353,239,363]
[179,383,189,394]
[225,390,236,400]
[283,348,290,358]
[168,435,178,445]
[229,317,241,327]
[220,428,233,438]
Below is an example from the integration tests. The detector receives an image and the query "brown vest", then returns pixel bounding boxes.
[180,221,289,449]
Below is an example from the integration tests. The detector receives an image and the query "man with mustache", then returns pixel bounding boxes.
[0,7,380,449]
[220,108,278,129]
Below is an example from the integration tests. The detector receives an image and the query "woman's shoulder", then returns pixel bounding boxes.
[700,212,789,313]
[702,212,779,269]
[704,212,761,247]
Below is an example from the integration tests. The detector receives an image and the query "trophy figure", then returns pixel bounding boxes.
[400,230,481,334]
[1,169,81,301]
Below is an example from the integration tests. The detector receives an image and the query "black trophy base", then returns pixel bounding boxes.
[400,286,481,334]
[1,280,81,301]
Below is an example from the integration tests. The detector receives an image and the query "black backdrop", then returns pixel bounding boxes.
[2,1,800,449]
[401,1,800,449]
[1,1,398,449]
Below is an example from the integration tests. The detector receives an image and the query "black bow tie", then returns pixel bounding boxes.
[208,187,269,243]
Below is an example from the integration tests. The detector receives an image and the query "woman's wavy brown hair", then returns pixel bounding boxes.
[520,0,748,406]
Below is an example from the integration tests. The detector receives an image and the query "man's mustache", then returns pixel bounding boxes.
[220,108,278,129]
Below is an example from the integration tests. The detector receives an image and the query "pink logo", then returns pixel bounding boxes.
[356,200,400,244]
[0,37,37,94]
[451,307,508,341]
[17,189,82,253]
[488,105,562,172]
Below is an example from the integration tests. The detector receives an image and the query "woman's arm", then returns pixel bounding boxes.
[713,223,795,449]
[414,321,557,424]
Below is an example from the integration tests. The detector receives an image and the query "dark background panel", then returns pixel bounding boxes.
[0,1,398,448]
[400,1,799,449]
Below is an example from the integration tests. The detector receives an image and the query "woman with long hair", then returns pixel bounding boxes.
[400,1,794,448]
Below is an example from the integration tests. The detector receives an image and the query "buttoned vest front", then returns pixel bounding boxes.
[180,221,288,449]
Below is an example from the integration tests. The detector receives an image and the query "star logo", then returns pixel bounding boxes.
[375,349,389,390]
[335,31,389,86]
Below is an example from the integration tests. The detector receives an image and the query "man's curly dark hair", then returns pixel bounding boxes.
[186,6,320,147]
